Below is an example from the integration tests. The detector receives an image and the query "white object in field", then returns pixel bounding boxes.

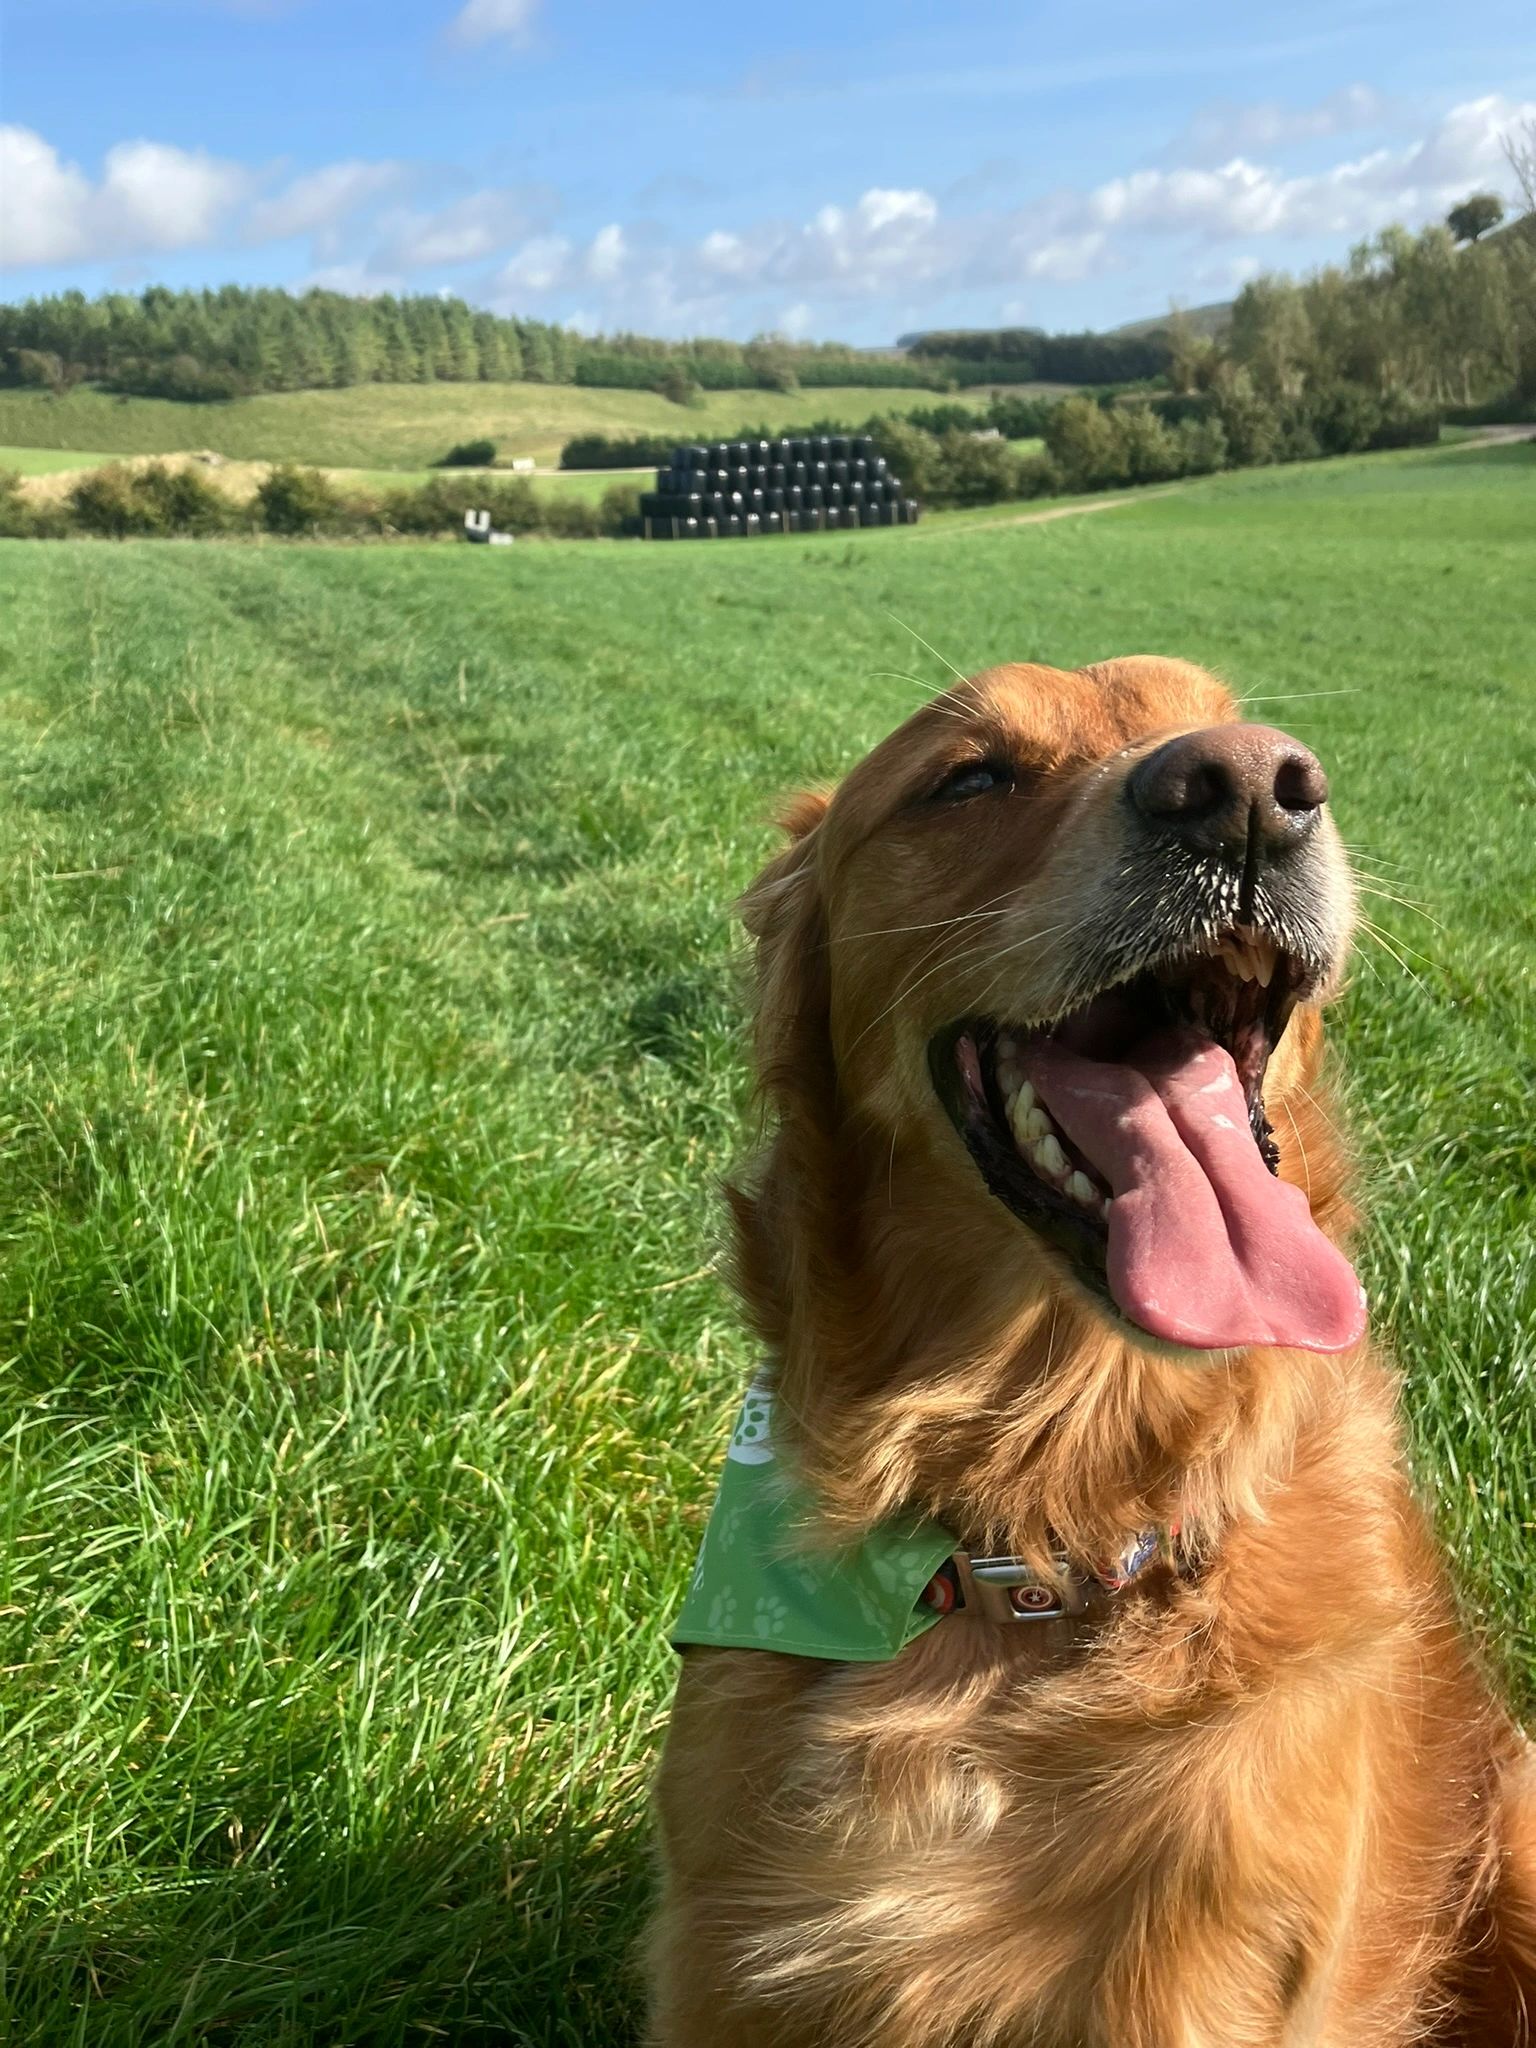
[464,508,514,545]
[511,456,536,472]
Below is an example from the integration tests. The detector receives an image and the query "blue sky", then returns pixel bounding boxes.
[2,0,1533,343]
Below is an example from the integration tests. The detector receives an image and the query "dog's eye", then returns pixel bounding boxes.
[930,758,1014,803]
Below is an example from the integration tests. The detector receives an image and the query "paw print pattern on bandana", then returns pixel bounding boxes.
[753,1594,789,1639]
[707,1589,739,1633]
[727,1378,775,1465]
[869,1536,944,1596]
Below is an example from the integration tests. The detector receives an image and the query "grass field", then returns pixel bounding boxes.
[0,380,1049,473]
[0,439,1530,2045]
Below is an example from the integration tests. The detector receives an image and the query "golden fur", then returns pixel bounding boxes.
[647,659,1536,2047]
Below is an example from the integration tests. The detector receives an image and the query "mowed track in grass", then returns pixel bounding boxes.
[0,379,1058,472]
[0,440,1530,2045]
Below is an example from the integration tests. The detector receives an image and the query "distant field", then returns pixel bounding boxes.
[0,381,1037,473]
[0,444,123,475]
[0,439,1529,2043]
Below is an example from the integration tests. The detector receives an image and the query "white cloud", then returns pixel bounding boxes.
[478,94,1535,335]
[0,127,94,267]
[0,126,250,268]
[1066,93,1534,247]
[586,223,626,282]
[1169,85,1391,166]
[447,0,538,48]
[495,233,572,293]
[245,160,404,247]
[378,186,553,269]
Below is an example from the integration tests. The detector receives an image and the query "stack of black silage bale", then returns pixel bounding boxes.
[638,434,920,540]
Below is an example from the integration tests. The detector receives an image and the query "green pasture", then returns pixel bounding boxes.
[0,439,1530,2043]
[0,380,1024,473]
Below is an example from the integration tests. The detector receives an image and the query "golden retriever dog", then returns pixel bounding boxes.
[647,658,1536,2048]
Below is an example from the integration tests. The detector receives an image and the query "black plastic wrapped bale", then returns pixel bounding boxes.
[639,427,919,536]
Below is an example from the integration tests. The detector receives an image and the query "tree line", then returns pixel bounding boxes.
[0,285,1179,406]
[0,286,980,403]
[901,326,1174,383]
[1184,205,1535,416]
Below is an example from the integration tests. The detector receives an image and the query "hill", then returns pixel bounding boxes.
[0,380,1012,474]
[1110,298,1233,340]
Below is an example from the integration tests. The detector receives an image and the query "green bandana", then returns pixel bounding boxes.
[672,1374,958,1662]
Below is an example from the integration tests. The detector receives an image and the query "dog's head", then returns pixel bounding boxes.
[740,657,1365,1364]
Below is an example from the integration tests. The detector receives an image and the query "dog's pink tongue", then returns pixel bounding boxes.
[1024,1032,1365,1353]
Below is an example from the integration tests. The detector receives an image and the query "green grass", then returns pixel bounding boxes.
[0,382,1012,473]
[0,439,1530,2044]
[0,445,123,476]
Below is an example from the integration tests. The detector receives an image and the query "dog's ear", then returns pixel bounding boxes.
[737,789,833,1106]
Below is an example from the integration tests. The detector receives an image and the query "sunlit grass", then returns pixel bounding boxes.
[0,437,1530,2043]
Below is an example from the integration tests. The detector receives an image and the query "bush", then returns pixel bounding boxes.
[902,402,987,435]
[1044,396,1124,490]
[560,432,677,470]
[985,392,1060,439]
[598,483,643,536]
[932,429,1022,505]
[1175,416,1229,475]
[1010,452,1062,500]
[441,438,497,467]
[256,464,341,535]
[655,365,704,408]
[0,469,49,538]
[1310,384,1383,456]
[69,464,163,537]
[1368,391,1441,448]
[1113,408,1185,483]
[138,462,236,533]
[1213,385,1283,467]
[870,418,944,500]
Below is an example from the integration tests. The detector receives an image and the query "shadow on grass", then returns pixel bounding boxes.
[5,1812,651,2047]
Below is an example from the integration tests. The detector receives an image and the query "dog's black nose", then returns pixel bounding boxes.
[1127,724,1328,861]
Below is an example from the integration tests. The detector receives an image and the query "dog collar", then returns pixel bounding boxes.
[919,1525,1176,1625]
[673,1374,1181,1662]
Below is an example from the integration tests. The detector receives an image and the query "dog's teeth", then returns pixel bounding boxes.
[1253,940,1276,989]
[997,1058,1022,1099]
[1014,1104,1052,1145]
[1031,1135,1068,1179]
[997,1030,1019,1060]
[1065,1170,1097,1206]
[1013,1079,1035,1112]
